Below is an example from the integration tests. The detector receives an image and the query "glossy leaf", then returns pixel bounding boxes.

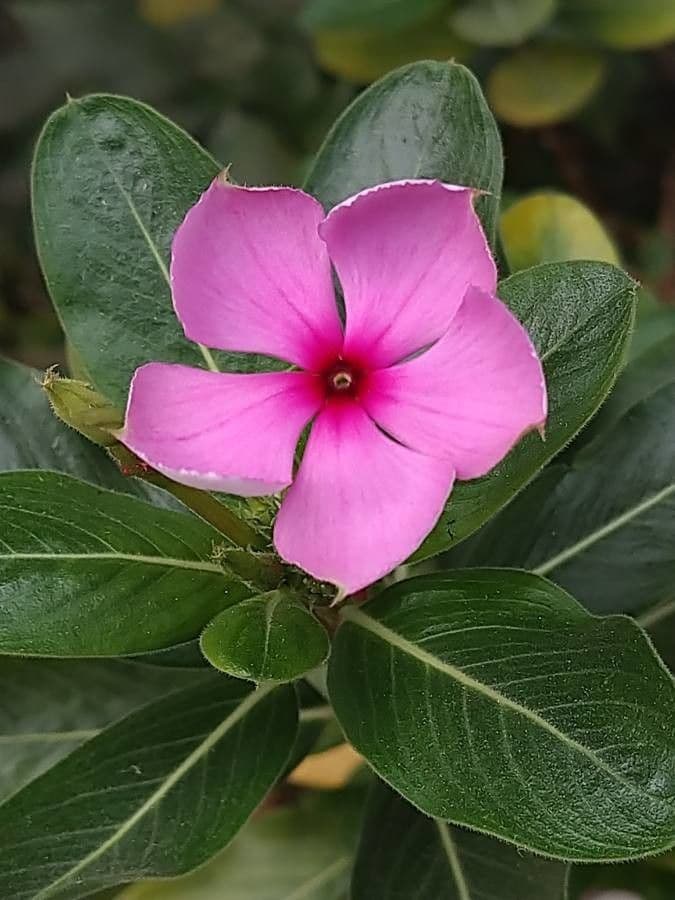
[302,0,444,30]
[488,46,606,127]
[328,570,675,861]
[0,657,203,800]
[558,0,675,49]
[32,94,279,407]
[500,192,619,273]
[451,0,556,46]
[415,260,636,561]
[305,60,503,246]
[0,678,297,899]
[200,591,330,683]
[0,356,170,505]
[0,471,249,656]
[352,782,570,899]
[313,19,470,85]
[447,335,675,666]
[117,789,363,899]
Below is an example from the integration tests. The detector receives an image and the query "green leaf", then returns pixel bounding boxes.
[488,45,606,127]
[305,61,503,246]
[32,94,279,407]
[500,191,619,273]
[328,570,675,861]
[312,19,471,85]
[353,782,570,899]
[116,789,363,899]
[451,0,556,46]
[0,657,202,801]
[302,0,445,30]
[0,356,170,506]
[200,591,330,683]
[415,260,636,561]
[0,471,249,656]
[447,335,675,664]
[558,0,675,49]
[0,678,297,899]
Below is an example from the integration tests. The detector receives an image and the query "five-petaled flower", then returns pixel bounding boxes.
[120,178,547,595]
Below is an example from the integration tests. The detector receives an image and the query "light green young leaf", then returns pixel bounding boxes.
[451,0,556,46]
[0,678,298,899]
[328,570,675,861]
[488,45,606,127]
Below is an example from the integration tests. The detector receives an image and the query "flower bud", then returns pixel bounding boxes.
[41,367,123,447]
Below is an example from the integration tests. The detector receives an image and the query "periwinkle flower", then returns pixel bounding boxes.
[120,178,547,594]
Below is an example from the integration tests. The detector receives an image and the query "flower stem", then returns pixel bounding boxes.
[109,445,267,549]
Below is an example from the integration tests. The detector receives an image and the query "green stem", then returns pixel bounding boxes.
[109,446,266,549]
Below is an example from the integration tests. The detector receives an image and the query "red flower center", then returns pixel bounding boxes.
[324,359,363,399]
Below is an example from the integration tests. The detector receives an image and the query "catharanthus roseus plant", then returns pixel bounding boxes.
[0,60,673,900]
[120,176,546,594]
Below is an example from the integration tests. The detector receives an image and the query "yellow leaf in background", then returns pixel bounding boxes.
[488,45,606,127]
[139,0,220,28]
[500,192,619,273]
[558,0,675,49]
[288,742,363,790]
[313,17,471,83]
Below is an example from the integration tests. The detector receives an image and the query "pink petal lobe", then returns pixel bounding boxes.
[120,363,323,495]
[273,401,455,594]
[319,180,496,368]
[362,286,547,480]
[171,180,343,370]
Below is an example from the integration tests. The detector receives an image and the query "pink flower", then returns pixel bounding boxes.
[120,179,546,595]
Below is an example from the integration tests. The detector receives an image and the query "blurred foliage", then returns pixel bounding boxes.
[500,191,619,272]
[0,0,674,371]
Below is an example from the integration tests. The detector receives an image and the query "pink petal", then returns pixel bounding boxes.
[319,180,496,368]
[120,363,323,495]
[274,401,455,594]
[362,286,547,480]
[171,180,343,370]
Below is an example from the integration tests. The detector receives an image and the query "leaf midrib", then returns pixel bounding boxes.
[34,684,275,900]
[533,481,675,576]
[70,99,219,374]
[0,551,223,575]
[343,607,657,802]
[435,821,471,900]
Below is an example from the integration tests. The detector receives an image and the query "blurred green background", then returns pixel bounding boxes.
[1,0,674,370]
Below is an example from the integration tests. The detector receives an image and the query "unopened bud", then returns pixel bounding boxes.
[41,367,123,447]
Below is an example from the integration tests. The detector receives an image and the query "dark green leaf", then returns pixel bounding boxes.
[451,0,556,46]
[0,657,203,800]
[328,570,675,861]
[305,61,503,245]
[302,0,444,30]
[446,335,675,668]
[0,677,297,899]
[0,356,171,507]
[200,590,330,683]
[415,261,636,561]
[32,94,279,407]
[352,782,570,899]
[116,789,363,899]
[0,471,249,656]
